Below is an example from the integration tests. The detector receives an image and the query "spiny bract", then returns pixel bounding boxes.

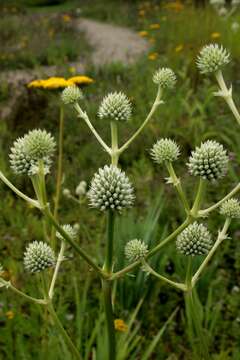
[188,140,228,181]
[9,129,56,176]
[125,239,148,262]
[24,241,55,273]
[88,165,134,212]
[98,92,132,122]
[61,85,83,104]
[197,44,230,74]
[219,198,240,218]
[151,138,180,164]
[56,224,78,241]
[176,222,213,256]
[152,68,176,88]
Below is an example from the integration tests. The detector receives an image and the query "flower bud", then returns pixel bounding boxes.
[63,188,71,198]
[197,44,230,74]
[176,222,212,256]
[56,224,78,241]
[88,165,134,212]
[152,68,176,88]
[98,92,132,122]
[75,180,87,196]
[151,138,180,164]
[61,85,83,104]
[24,241,55,273]
[9,129,56,176]
[188,140,228,181]
[219,198,240,218]
[125,239,148,262]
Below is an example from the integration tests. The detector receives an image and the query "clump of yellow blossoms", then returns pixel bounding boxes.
[28,76,94,90]
[114,319,128,332]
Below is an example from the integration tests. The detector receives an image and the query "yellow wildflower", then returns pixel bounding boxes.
[211,32,221,39]
[148,52,158,60]
[164,1,184,12]
[149,24,160,30]
[114,319,128,332]
[6,311,14,320]
[68,76,94,85]
[62,14,71,23]
[175,44,184,53]
[138,31,148,37]
[138,10,146,17]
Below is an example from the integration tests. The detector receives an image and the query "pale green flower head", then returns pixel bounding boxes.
[9,129,56,176]
[61,85,83,104]
[88,165,135,212]
[152,68,176,89]
[220,198,240,219]
[56,224,78,241]
[151,138,180,165]
[176,222,212,256]
[24,241,55,273]
[188,140,228,182]
[197,44,230,74]
[98,92,132,122]
[125,239,148,262]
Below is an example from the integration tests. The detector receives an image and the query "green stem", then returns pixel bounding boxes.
[191,179,205,217]
[102,210,116,360]
[110,121,119,166]
[166,162,190,214]
[215,70,240,126]
[118,86,162,154]
[49,240,66,299]
[192,218,231,287]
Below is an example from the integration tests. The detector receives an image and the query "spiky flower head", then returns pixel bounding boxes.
[151,138,180,164]
[61,85,83,104]
[56,224,78,241]
[197,44,230,74]
[219,198,240,218]
[24,241,55,273]
[152,68,176,88]
[10,129,56,176]
[188,140,228,181]
[98,92,132,122]
[176,222,212,256]
[125,239,148,262]
[88,165,134,212]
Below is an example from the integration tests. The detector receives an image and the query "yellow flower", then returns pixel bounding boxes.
[211,32,221,39]
[138,10,146,17]
[175,44,184,53]
[114,319,128,332]
[6,311,14,320]
[164,1,184,12]
[148,52,158,60]
[138,31,148,37]
[62,14,71,23]
[149,24,160,30]
[68,76,94,85]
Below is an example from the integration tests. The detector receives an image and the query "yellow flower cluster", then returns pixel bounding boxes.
[114,319,128,332]
[28,76,94,90]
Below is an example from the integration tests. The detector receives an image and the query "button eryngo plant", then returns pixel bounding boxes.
[0,43,240,360]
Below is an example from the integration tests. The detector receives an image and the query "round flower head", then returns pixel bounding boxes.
[56,224,78,241]
[219,198,240,219]
[10,129,56,176]
[197,44,230,74]
[152,68,176,89]
[61,85,83,104]
[151,138,180,164]
[188,140,228,182]
[176,222,212,256]
[76,180,87,197]
[24,241,55,273]
[88,165,134,212]
[98,92,132,122]
[125,239,148,262]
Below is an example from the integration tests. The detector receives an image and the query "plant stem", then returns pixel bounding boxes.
[49,240,66,299]
[166,162,190,214]
[51,106,64,249]
[192,218,231,287]
[199,182,240,217]
[191,178,205,217]
[142,260,187,291]
[102,210,116,360]
[118,86,162,154]
[215,70,240,126]
[110,121,119,166]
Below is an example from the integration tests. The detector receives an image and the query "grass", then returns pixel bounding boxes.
[1,1,240,359]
